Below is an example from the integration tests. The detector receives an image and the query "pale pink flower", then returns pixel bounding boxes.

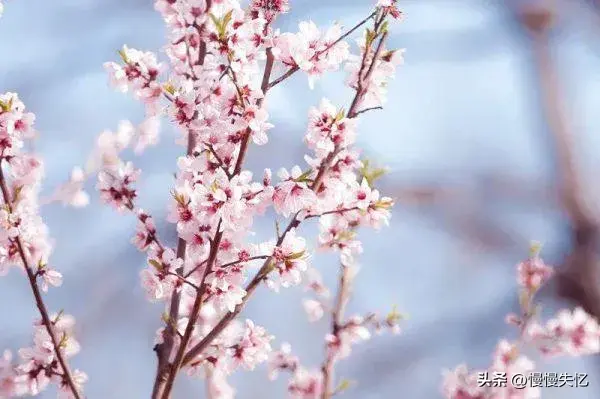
[267,343,299,381]
[273,166,317,217]
[268,228,309,290]
[302,299,324,322]
[134,116,161,154]
[441,364,488,399]
[230,320,273,371]
[288,367,323,398]
[527,307,600,357]
[37,266,63,292]
[516,255,553,291]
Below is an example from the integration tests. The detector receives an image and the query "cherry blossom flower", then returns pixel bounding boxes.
[516,254,553,292]
[267,228,309,290]
[250,0,290,22]
[303,299,324,322]
[288,367,323,398]
[267,343,299,381]
[442,251,600,399]
[377,0,403,20]
[527,307,600,357]
[273,166,317,217]
[273,22,350,89]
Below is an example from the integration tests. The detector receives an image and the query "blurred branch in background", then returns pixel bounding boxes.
[514,2,600,324]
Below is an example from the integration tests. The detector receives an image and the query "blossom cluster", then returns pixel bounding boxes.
[97,0,404,397]
[0,92,85,398]
[442,246,600,399]
[2,0,404,397]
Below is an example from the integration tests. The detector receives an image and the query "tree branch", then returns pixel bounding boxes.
[0,163,82,399]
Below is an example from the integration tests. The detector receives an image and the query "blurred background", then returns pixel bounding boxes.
[2,0,600,397]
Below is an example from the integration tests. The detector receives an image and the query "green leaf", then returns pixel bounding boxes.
[13,185,23,202]
[149,259,163,271]
[295,168,313,183]
[334,379,355,394]
[209,13,221,30]
[287,251,305,260]
[163,83,176,96]
[365,28,376,47]
[529,240,542,258]
[59,332,69,349]
[222,10,234,31]
[118,48,129,64]
[379,20,389,35]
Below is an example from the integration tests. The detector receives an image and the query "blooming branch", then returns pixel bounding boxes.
[442,243,600,399]
[0,92,85,398]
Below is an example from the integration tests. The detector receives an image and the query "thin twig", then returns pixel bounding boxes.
[0,163,82,399]
[268,11,378,90]
[321,264,352,399]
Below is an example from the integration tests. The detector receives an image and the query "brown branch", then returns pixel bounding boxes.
[151,3,213,397]
[321,264,352,399]
[160,226,224,399]
[232,46,275,176]
[157,18,277,397]
[0,163,82,399]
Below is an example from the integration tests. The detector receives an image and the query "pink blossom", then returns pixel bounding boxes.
[134,116,161,154]
[250,0,290,22]
[37,265,63,292]
[302,299,324,322]
[267,343,299,381]
[230,320,273,371]
[50,167,90,208]
[267,228,309,290]
[274,22,350,89]
[272,166,317,217]
[527,307,600,356]
[516,255,553,292]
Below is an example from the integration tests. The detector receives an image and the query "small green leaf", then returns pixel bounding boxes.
[59,332,69,348]
[288,251,305,260]
[379,20,389,35]
[149,259,163,271]
[294,168,313,183]
[163,83,176,96]
[373,198,393,210]
[222,10,234,31]
[54,309,65,324]
[13,185,23,202]
[118,48,129,64]
[334,379,355,394]
[529,240,542,258]
[209,13,221,30]
[365,28,376,47]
